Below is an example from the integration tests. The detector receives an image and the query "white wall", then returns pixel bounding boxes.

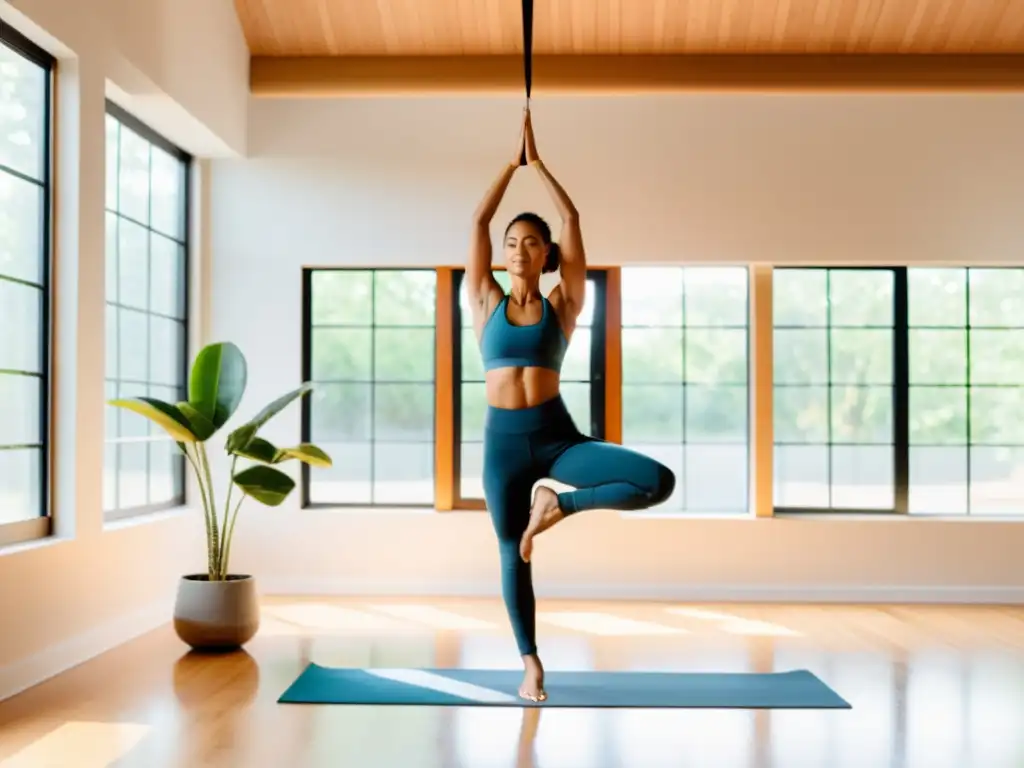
[4,0,248,156]
[240,94,1024,267]
[0,0,245,700]
[211,94,1024,602]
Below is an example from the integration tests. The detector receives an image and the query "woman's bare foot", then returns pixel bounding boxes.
[520,486,564,562]
[519,654,547,702]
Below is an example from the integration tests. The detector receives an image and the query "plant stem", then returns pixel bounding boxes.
[197,443,220,578]
[220,495,244,580]
[182,443,215,577]
[220,455,238,576]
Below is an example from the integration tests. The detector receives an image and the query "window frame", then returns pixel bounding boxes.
[102,99,193,521]
[293,262,1020,519]
[903,266,1024,517]
[770,265,930,516]
[617,265,753,515]
[300,266,439,509]
[0,24,56,547]
[449,267,608,510]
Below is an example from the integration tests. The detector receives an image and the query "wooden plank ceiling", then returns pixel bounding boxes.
[235,0,1024,57]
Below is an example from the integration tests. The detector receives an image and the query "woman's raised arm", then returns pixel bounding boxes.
[467,111,527,329]
[524,111,586,325]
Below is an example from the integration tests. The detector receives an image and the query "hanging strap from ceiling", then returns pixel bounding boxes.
[519,0,534,165]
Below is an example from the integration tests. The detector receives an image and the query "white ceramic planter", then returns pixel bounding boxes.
[173,574,260,651]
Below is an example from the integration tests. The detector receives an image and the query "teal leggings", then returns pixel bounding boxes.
[482,395,676,656]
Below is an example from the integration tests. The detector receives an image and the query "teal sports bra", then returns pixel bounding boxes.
[480,295,568,373]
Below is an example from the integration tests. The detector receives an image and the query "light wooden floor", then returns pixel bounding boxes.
[1,597,1024,767]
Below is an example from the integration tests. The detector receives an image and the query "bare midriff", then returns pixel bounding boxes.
[485,367,561,410]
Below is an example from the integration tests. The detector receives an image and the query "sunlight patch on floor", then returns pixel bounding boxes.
[260,603,411,634]
[366,669,519,703]
[367,604,497,630]
[538,611,689,636]
[665,607,749,622]
[719,619,801,637]
[666,607,801,637]
[0,721,151,768]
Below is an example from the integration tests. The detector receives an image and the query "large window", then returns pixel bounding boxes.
[908,268,1024,515]
[103,103,191,519]
[773,266,1024,516]
[773,268,896,511]
[454,270,605,504]
[0,27,53,540]
[620,267,750,513]
[303,268,437,506]
[294,263,1021,517]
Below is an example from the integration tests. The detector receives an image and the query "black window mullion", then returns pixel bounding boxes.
[965,269,973,515]
[299,269,313,507]
[893,267,910,514]
[144,143,153,506]
[369,274,377,504]
[681,268,688,512]
[588,269,606,439]
[113,120,122,513]
[451,269,465,505]
[40,39,54,524]
[178,154,192,503]
[825,269,833,508]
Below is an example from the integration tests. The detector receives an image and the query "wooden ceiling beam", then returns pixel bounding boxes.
[250,54,1024,97]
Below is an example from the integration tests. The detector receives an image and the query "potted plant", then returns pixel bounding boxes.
[108,341,331,651]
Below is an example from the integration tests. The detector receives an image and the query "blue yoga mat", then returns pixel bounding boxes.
[278,663,851,709]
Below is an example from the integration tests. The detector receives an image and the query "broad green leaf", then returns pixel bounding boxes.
[225,423,259,455]
[245,383,313,431]
[231,436,279,464]
[277,443,333,468]
[189,342,247,428]
[233,465,295,507]
[231,438,332,468]
[177,402,217,441]
[108,398,196,442]
[225,383,313,455]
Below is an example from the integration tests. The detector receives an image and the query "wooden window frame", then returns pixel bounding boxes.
[302,263,1024,519]
[436,266,619,511]
[303,264,765,515]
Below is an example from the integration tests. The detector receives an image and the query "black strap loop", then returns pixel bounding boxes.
[519,0,534,165]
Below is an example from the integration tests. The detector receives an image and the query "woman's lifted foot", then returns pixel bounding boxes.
[519,655,547,703]
[520,486,564,562]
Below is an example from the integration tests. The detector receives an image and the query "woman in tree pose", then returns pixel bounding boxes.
[465,108,676,702]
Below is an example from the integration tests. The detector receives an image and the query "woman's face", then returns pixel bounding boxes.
[504,221,549,278]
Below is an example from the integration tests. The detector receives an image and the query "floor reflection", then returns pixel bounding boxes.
[0,598,1022,768]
